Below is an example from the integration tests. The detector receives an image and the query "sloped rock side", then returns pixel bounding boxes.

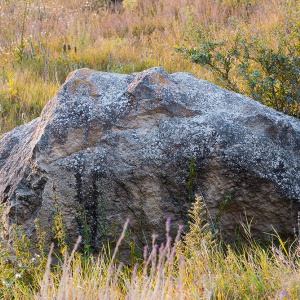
[0,67,300,250]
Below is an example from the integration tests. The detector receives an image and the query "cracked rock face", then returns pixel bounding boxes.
[0,67,300,250]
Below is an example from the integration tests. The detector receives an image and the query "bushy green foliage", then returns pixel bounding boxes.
[177,8,300,118]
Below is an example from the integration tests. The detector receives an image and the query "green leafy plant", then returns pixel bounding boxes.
[52,204,69,256]
[52,187,69,256]
[177,25,300,118]
[77,208,93,256]
[187,155,197,200]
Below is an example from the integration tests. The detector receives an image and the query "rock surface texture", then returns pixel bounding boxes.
[0,67,300,250]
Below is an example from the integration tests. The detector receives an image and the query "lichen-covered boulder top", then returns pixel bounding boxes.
[0,67,299,249]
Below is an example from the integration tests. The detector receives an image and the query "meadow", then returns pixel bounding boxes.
[1,0,300,134]
[0,0,300,298]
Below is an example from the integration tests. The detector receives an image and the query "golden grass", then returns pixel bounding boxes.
[1,196,299,299]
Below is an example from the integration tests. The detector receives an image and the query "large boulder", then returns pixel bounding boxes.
[0,67,299,250]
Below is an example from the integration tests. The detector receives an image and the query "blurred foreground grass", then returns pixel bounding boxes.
[0,195,299,299]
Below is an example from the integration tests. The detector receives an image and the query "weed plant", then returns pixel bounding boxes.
[1,0,300,134]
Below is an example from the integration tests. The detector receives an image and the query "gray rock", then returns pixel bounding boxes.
[0,67,300,251]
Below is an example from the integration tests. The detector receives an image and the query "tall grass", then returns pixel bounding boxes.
[0,196,299,299]
[1,0,300,134]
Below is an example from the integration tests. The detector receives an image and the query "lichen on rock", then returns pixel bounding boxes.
[0,67,299,251]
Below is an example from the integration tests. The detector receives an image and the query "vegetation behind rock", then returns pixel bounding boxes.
[1,0,300,134]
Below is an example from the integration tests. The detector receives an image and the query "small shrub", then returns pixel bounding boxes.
[177,19,300,118]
